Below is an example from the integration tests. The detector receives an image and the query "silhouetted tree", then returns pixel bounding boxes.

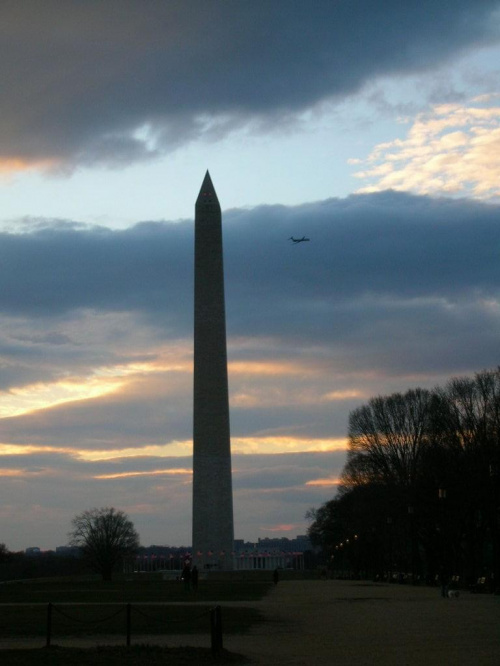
[0,543,9,561]
[69,507,140,581]
[435,370,500,587]
[308,369,500,586]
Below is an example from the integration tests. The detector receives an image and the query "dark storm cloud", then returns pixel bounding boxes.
[1,1,499,166]
[1,193,499,360]
[2,191,499,322]
[0,220,193,317]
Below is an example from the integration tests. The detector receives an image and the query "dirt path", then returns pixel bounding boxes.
[1,580,499,664]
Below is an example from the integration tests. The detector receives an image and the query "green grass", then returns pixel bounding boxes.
[0,604,262,638]
[0,645,249,665]
[0,577,268,659]
[0,578,272,604]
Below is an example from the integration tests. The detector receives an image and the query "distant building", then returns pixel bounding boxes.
[55,546,81,557]
[123,545,192,574]
[25,547,41,556]
[122,536,313,573]
[233,536,312,571]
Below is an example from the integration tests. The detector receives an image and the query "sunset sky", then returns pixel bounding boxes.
[1,1,500,551]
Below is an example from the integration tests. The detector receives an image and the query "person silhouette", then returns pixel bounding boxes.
[192,565,199,591]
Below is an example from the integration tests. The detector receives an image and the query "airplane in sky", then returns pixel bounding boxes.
[289,236,310,243]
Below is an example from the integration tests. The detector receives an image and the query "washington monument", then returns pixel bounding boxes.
[192,171,234,570]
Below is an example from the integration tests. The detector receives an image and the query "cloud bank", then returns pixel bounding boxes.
[1,190,499,450]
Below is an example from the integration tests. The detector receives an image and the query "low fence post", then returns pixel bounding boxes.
[210,605,223,655]
[126,603,132,647]
[46,602,52,648]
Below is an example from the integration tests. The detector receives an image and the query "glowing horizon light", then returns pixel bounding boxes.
[260,524,296,533]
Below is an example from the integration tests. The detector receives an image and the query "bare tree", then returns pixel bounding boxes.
[437,369,500,588]
[69,507,140,581]
[345,388,435,488]
[0,543,9,561]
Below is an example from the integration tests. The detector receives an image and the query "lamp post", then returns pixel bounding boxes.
[490,463,499,594]
[438,488,448,597]
[386,517,393,583]
[408,505,416,584]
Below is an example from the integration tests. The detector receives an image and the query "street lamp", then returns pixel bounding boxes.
[408,505,417,584]
[387,517,393,583]
[490,463,499,594]
[438,488,448,597]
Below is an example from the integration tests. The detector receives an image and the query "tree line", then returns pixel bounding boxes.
[308,368,500,591]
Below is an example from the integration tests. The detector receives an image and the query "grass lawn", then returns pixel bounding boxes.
[0,603,262,638]
[0,578,269,656]
[0,645,250,665]
[0,578,272,604]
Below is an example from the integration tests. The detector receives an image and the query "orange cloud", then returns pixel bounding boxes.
[0,468,52,478]
[305,477,341,487]
[77,441,193,461]
[0,157,58,176]
[232,436,348,455]
[0,376,125,419]
[231,385,362,409]
[229,360,312,376]
[321,390,363,402]
[0,352,192,419]
[0,444,79,456]
[94,468,192,480]
[80,436,348,459]
[0,469,32,477]
[0,435,348,463]
[260,524,296,533]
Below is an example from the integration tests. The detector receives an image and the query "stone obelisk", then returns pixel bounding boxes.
[192,171,234,570]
